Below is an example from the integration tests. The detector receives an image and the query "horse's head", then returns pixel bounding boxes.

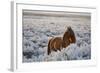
[67,26,76,43]
[63,26,76,45]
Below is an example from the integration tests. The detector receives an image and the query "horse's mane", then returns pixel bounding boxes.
[62,27,70,48]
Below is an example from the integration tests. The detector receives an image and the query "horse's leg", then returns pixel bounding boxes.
[58,45,62,51]
[57,42,62,51]
[58,48,61,51]
[53,48,57,52]
[47,39,52,55]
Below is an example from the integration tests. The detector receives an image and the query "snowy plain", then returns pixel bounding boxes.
[22,10,91,62]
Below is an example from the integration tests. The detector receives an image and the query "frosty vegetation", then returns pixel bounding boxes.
[22,11,91,62]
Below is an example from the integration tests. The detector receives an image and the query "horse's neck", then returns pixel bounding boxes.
[62,32,70,48]
[63,32,69,40]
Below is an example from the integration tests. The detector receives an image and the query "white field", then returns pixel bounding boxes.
[22,10,91,62]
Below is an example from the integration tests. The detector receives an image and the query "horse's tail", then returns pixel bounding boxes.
[47,39,52,55]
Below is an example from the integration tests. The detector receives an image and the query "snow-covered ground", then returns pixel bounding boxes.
[22,10,91,62]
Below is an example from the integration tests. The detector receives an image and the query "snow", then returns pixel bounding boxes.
[22,11,91,63]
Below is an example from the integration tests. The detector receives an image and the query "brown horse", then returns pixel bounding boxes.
[47,26,76,55]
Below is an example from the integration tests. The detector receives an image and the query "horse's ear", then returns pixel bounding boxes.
[68,26,71,29]
[65,25,68,29]
[67,26,72,32]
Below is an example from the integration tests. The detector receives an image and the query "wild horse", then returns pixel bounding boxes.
[47,26,76,55]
